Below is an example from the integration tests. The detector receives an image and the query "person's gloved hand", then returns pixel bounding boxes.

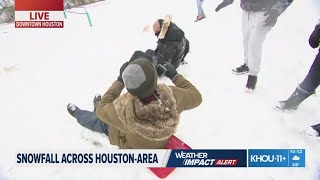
[215,0,233,12]
[155,64,167,77]
[264,9,280,27]
[164,63,177,79]
[117,62,129,83]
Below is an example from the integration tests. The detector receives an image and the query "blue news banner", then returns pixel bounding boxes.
[248,149,305,167]
[15,149,305,168]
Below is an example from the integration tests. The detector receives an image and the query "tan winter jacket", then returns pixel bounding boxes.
[96,74,202,149]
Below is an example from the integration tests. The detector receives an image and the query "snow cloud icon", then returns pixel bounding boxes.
[292,155,300,161]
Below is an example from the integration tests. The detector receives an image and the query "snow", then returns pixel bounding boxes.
[1,0,320,179]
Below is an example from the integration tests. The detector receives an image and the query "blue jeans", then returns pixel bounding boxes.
[197,0,205,17]
[74,109,109,135]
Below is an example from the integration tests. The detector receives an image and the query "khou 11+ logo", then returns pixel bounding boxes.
[15,0,64,28]
[248,149,305,167]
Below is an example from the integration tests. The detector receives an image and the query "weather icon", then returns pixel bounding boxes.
[292,156,300,161]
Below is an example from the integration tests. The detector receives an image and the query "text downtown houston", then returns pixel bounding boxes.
[15,21,63,28]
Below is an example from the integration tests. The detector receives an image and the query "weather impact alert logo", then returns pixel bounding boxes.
[15,0,64,28]
[166,150,247,167]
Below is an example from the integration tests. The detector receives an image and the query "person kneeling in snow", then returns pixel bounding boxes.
[67,58,202,149]
[145,19,190,69]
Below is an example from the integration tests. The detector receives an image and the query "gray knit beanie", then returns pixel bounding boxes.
[122,58,158,99]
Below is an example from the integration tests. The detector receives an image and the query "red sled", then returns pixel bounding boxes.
[148,135,191,179]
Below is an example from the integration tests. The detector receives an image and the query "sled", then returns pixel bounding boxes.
[158,15,172,40]
[148,135,191,179]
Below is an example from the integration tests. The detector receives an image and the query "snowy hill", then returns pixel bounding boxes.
[0,0,320,179]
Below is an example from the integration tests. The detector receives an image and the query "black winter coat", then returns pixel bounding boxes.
[226,0,293,13]
[154,22,189,69]
[309,22,320,50]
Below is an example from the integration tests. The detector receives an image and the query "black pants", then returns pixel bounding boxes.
[300,51,320,93]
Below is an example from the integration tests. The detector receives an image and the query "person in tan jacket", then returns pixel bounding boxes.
[67,58,202,149]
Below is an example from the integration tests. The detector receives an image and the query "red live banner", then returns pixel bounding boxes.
[15,0,64,11]
[15,0,64,28]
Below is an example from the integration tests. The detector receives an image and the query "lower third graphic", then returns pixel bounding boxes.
[248,149,305,167]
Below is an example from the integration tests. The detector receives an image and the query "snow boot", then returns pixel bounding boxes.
[246,75,257,90]
[304,124,320,137]
[93,94,101,112]
[232,63,249,75]
[194,15,206,22]
[67,103,79,118]
[275,87,312,111]
[311,123,320,137]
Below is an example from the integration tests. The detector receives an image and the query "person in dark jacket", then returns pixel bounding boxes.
[215,0,293,90]
[276,20,320,111]
[276,20,320,137]
[146,19,190,69]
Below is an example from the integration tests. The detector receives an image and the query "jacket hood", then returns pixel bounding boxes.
[113,84,180,140]
[155,20,185,42]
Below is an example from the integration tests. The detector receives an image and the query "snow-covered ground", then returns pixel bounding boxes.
[1,0,320,179]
